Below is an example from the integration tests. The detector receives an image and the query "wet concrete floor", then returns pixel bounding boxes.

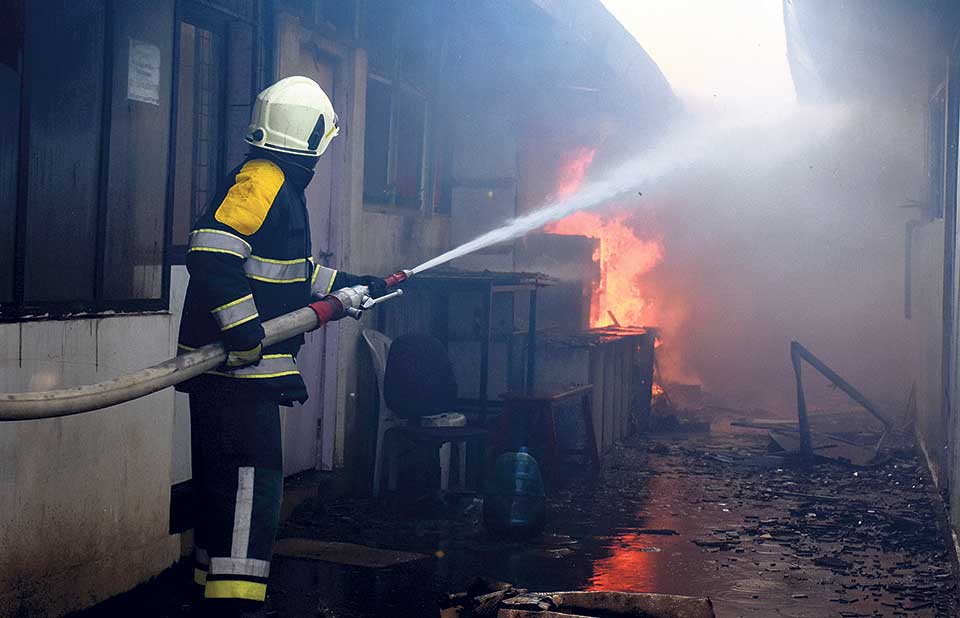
[80,415,958,617]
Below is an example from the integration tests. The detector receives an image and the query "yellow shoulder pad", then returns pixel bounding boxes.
[214,159,285,236]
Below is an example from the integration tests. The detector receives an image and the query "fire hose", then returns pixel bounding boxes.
[0,270,412,421]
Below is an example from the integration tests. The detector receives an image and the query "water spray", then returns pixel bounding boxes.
[0,106,845,420]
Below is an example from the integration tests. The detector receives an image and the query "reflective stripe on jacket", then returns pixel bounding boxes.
[176,154,343,404]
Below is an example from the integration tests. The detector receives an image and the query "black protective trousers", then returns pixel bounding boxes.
[190,384,283,614]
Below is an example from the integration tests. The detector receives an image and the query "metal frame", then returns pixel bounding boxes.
[790,341,893,460]
[406,275,546,424]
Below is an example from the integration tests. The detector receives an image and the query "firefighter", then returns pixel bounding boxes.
[176,75,385,616]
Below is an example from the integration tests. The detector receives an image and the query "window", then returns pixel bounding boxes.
[0,0,23,304]
[171,19,227,253]
[362,78,428,209]
[361,0,433,210]
[929,88,946,221]
[363,78,393,202]
[23,0,106,304]
[0,0,174,318]
[395,87,427,208]
[315,0,357,35]
[168,3,262,260]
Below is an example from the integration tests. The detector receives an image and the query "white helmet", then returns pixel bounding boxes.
[244,76,339,157]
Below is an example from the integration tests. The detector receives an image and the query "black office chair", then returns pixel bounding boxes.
[366,333,486,495]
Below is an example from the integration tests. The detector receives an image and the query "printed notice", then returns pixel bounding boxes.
[127,38,160,105]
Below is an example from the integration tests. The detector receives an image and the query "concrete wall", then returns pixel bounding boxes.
[446,95,520,274]
[0,316,180,616]
[170,267,191,485]
[910,220,947,486]
[909,17,960,541]
[356,211,450,274]
[0,1,183,613]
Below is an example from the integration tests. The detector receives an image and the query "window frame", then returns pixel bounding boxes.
[362,71,430,211]
[0,1,174,322]
[167,6,230,264]
[166,0,267,265]
[360,1,436,213]
[0,0,267,322]
[928,83,947,222]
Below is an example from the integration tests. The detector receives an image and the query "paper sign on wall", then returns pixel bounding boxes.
[127,38,160,105]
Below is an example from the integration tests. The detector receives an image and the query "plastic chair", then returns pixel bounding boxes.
[362,329,483,497]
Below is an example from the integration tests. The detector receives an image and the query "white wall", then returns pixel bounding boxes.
[909,220,947,483]
[0,314,180,616]
[170,266,192,484]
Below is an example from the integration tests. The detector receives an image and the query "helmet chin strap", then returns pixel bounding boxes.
[249,145,320,172]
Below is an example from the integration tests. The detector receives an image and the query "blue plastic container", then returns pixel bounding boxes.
[483,447,547,537]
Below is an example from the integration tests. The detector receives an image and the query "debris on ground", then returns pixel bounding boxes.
[76,409,958,618]
[441,579,716,618]
[272,538,429,568]
[647,414,711,434]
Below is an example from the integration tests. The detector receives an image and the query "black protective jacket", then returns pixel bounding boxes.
[176,151,359,404]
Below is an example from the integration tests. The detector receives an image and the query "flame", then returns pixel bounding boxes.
[545,146,665,328]
[548,210,664,328]
[545,146,700,391]
[556,147,597,198]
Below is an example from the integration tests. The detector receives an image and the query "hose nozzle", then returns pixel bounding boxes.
[384,269,412,288]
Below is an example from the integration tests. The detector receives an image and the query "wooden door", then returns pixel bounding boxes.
[280,44,339,474]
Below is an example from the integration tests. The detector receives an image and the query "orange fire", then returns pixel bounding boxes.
[549,212,664,327]
[546,147,698,390]
[546,146,665,328]
[556,147,597,198]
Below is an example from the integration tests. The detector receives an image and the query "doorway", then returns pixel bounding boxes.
[280,41,341,475]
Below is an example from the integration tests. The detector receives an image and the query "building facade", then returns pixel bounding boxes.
[786,0,960,553]
[0,1,675,614]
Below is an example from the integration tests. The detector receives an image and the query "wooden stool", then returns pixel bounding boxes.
[494,385,597,485]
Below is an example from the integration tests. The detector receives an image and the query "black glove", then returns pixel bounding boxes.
[356,275,388,298]
[224,342,263,369]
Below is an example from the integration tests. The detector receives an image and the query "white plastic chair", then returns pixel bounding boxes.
[362,329,464,497]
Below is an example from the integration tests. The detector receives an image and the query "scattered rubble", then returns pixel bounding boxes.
[77,411,959,618]
[441,579,716,618]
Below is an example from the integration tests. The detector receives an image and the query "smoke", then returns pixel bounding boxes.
[423,86,917,416]
[623,101,922,414]
[413,105,848,275]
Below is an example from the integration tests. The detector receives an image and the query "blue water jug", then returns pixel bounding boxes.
[483,447,546,537]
